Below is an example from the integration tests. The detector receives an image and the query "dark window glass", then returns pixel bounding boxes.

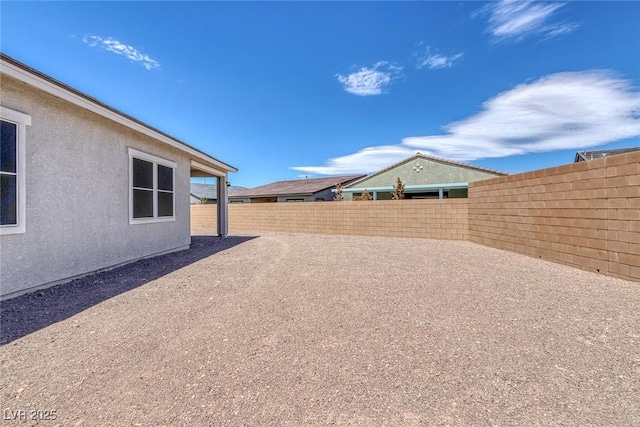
[1,121,17,174]
[157,165,173,191]
[0,175,17,225]
[133,189,154,218]
[132,158,153,189]
[158,192,173,217]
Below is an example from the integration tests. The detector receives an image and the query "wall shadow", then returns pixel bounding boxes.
[0,235,258,345]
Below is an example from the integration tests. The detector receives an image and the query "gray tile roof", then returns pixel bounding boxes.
[229,175,365,198]
[190,183,247,201]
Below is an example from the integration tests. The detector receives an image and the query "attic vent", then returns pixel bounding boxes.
[413,163,424,173]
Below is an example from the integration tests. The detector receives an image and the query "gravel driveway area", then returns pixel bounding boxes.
[1,233,639,426]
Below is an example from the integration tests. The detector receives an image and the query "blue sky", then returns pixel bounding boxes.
[2,1,639,188]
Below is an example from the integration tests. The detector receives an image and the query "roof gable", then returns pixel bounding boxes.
[346,153,507,188]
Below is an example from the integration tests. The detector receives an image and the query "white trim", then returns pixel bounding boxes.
[0,107,32,126]
[2,59,236,173]
[128,149,176,225]
[0,106,31,235]
[128,147,177,169]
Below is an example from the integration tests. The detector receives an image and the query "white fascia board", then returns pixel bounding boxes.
[342,183,469,193]
[1,59,236,174]
[190,160,226,178]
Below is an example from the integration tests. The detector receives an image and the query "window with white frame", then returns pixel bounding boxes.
[1,106,31,235]
[129,148,176,224]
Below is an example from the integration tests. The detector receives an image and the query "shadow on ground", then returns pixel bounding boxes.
[0,235,257,345]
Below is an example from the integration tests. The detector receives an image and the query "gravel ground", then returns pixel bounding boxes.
[1,232,639,426]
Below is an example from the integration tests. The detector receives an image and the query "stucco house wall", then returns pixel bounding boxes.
[311,188,336,201]
[343,155,504,201]
[273,189,334,202]
[276,195,313,202]
[0,72,222,298]
[235,190,333,203]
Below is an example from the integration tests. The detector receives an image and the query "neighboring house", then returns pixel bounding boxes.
[0,53,236,299]
[229,175,365,203]
[575,147,640,162]
[343,153,507,200]
[190,183,247,204]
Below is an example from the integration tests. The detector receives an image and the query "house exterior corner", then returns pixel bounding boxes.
[0,55,235,299]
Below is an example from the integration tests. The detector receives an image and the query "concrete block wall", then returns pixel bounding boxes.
[192,200,469,240]
[469,151,639,282]
[191,204,218,230]
[191,152,638,282]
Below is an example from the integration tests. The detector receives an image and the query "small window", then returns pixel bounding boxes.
[285,198,304,202]
[0,107,31,235]
[129,148,176,224]
[1,121,18,225]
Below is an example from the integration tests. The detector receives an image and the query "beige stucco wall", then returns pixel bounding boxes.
[352,157,502,189]
[0,75,193,298]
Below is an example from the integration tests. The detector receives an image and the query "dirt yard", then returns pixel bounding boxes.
[1,233,639,426]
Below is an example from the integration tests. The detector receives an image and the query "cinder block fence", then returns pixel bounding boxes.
[191,199,468,240]
[469,151,639,282]
[191,151,639,282]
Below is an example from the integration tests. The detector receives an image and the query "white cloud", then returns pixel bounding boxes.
[479,0,578,41]
[292,146,417,176]
[415,45,464,70]
[82,35,160,70]
[336,62,403,96]
[419,53,464,70]
[293,71,640,174]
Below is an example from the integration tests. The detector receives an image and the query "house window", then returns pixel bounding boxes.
[129,148,176,224]
[286,198,304,202]
[0,107,31,235]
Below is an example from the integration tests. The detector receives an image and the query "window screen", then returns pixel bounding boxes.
[130,152,175,221]
[0,121,18,225]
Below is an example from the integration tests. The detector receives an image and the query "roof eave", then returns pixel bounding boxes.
[1,53,237,174]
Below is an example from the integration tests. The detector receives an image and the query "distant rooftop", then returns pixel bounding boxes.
[345,152,508,189]
[230,175,365,198]
[190,183,247,201]
[575,147,640,162]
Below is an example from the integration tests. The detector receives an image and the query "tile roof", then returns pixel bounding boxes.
[575,147,640,162]
[190,183,247,200]
[229,175,365,198]
[345,152,508,188]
